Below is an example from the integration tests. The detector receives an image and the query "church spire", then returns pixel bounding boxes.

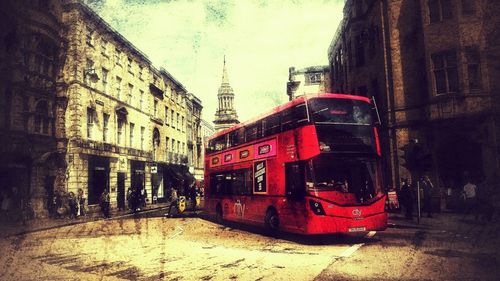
[222,55,229,84]
[214,56,239,132]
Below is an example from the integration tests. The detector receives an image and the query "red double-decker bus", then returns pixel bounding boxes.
[204,93,387,234]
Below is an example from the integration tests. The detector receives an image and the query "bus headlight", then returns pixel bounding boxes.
[309,200,326,216]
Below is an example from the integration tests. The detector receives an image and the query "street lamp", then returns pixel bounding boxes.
[84,68,99,83]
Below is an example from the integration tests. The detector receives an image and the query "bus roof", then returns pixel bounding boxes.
[209,93,371,141]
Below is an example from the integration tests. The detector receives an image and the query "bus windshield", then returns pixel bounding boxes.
[308,98,372,125]
[306,154,380,203]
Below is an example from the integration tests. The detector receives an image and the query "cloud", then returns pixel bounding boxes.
[84,0,344,123]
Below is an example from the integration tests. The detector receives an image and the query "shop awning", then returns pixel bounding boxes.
[164,165,195,184]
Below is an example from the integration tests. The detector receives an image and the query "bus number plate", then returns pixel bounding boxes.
[348,227,366,232]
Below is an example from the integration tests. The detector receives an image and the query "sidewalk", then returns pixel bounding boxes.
[387,209,499,233]
[0,202,170,238]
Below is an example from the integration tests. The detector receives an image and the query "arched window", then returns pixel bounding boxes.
[34,100,49,134]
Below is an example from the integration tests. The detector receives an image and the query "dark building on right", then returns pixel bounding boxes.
[328,0,500,195]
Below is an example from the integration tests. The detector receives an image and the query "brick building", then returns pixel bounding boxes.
[328,0,500,195]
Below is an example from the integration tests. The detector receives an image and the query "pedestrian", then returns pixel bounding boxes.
[166,187,179,217]
[55,190,65,219]
[400,178,414,219]
[462,179,477,217]
[420,175,434,218]
[77,188,86,217]
[68,191,78,219]
[141,188,147,208]
[127,187,133,211]
[99,189,111,218]
[190,184,198,211]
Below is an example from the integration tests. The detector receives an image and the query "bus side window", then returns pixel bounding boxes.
[264,113,280,137]
[213,135,226,152]
[294,103,308,125]
[281,108,294,131]
[229,130,239,147]
[245,122,261,142]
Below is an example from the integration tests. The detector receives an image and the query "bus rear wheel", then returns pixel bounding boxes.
[215,204,223,224]
[265,209,279,232]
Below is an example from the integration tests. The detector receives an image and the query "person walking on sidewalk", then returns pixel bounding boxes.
[166,187,179,217]
[99,189,111,218]
[462,179,477,217]
[68,192,78,219]
[77,188,86,217]
[400,178,414,219]
[420,176,434,218]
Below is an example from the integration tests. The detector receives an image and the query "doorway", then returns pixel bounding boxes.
[117,172,126,210]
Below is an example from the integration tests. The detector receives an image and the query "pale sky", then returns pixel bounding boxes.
[84,0,345,124]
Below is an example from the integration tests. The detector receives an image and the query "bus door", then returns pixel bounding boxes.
[284,161,307,229]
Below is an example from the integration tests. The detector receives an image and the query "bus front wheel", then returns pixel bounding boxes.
[265,208,279,232]
[215,204,223,224]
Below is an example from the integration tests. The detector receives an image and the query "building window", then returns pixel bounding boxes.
[177,140,180,153]
[101,39,108,56]
[355,35,365,67]
[86,27,94,46]
[85,59,94,84]
[127,58,132,73]
[128,83,133,104]
[116,76,122,99]
[461,0,475,15]
[171,110,175,128]
[118,118,124,145]
[154,100,158,118]
[355,0,363,17]
[115,50,122,66]
[138,66,143,80]
[22,96,29,131]
[182,143,185,155]
[129,122,135,147]
[87,107,94,139]
[181,116,185,131]
[428,0,453,23]
[307,73,321,84]
[103,113,109,142]
[465,46,481,91]
[431,50,458,95]
[165,106,169,125]
[102,68,108,94]
[140,126,145,150]
[176,113,180,129]
[140,90,144,110]
[35,101,49,134]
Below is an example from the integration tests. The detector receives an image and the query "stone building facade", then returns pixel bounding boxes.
[286,65,330,101]
[185,93,203,182]
[328,0,500,195]
[0,0,203,218]
[0,0,66,218]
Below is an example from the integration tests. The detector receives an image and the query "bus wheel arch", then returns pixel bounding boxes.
[265,207,280,232]
[215,203,223,223]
